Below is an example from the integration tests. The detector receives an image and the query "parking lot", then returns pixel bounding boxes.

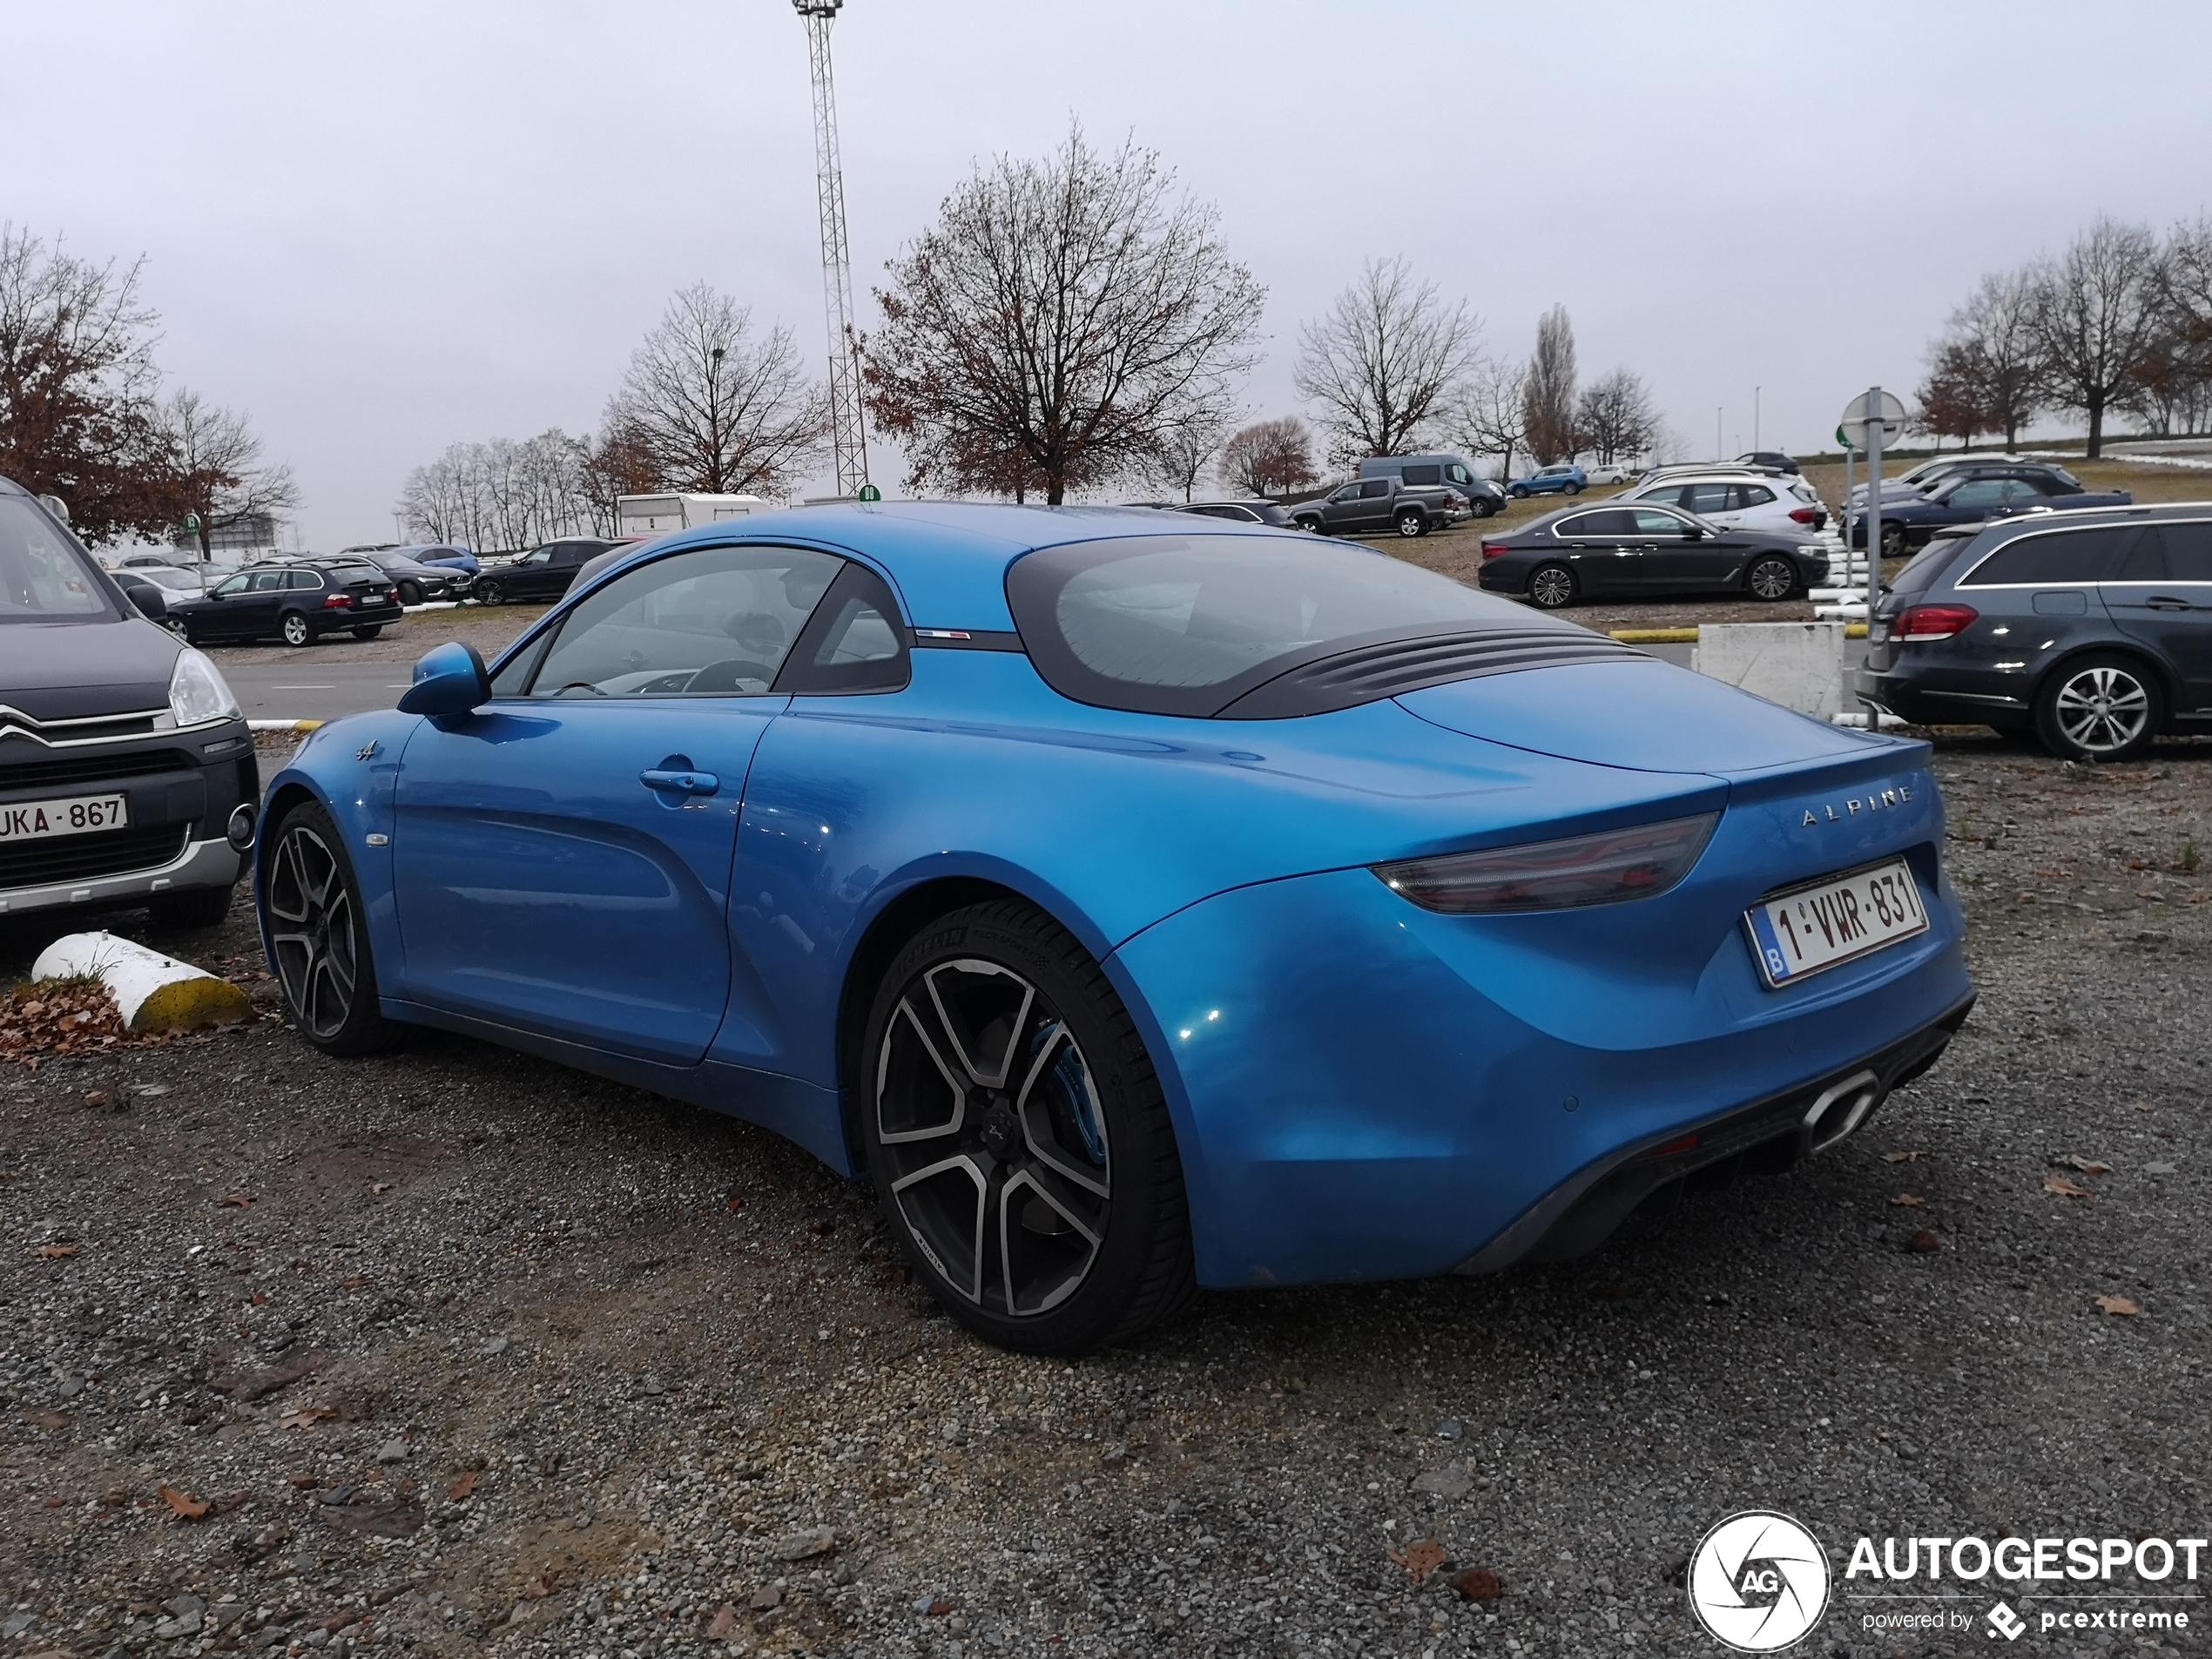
[2,732,2204,1659]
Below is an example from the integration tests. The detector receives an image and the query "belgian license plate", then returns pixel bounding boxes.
[0,793,129,843]
[1743,857,1926,988]
[361,593,386,605]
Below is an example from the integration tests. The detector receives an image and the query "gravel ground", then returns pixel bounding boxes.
[1,736,2207,1659]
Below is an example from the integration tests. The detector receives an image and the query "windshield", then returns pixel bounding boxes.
[0,497,115,623]
[1007,532,1531,717]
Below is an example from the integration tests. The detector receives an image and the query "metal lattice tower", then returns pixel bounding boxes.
[794,0,870,496]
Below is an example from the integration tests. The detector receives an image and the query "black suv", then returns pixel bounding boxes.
[472,538,619,605]
[0,477,258,931]
[167,559,402,648]
[1855,503,2212,760]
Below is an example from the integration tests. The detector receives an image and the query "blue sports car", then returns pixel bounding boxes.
[256,504,1973,1353]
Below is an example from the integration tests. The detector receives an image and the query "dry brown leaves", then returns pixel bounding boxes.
[1,979,129,1063]
[1882,1150,1925,1163]
[279,1406,338,1431]
[1388,1537,1450,1583]
[157,1483,210,1521]
[1447,1567,1504,1605]
[35,1244,77,1259]
[2094,1294,2141,1317]
[1891,1193,1926,1207]
[2042,1172,2096,1199]
[447,1470,479,1501]
[2062,1154,2113,1175]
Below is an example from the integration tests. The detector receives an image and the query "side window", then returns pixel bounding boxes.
[1185,504,1237,520]
[524,543,844,698]
[1401,464,1442,486]
[1359,479,1392,499]
[2116,523,2212,582]
[522,549,553,567]
[286,570,321,590]
[1946,479,2007,508]
[251,571,287,593]
[1560,509,1637,536]
[1447,463,1472,485]
[1631,508,1690,536]
[1330,484,1361,503]
[1739,484,1776,507]
[212,573,251,597]
[1960,528,2133,585]
[1683,483,1731,516]
[777,562,910,696]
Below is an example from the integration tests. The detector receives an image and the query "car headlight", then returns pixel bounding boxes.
[1372,813,1718,914]
[169,646,241,725]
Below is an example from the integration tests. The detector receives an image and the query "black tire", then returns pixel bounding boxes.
[396,581,422,607]
[351,625,384,641]
[261,800,408,1056]
[1291,516,1323,535]
[1746,555,1799,602]
[2033,652,2164,763]
[1507,484,1529,499]
[1474,497,1499,518]
[1879,521,1908,561]
[148,884,233,931]
[860,899,1194,1355]
[1527,562,1577,609]
[280,610,312,648]
[475,578,505,606]
[1395,509,1427,538]
[1564,481,1584,496]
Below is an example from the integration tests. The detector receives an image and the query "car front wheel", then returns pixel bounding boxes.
[280,610,312,648]
[1527,562,1577,609]
[860,899,1194,1355]
[1291,517,1322,534]
[475,579,504,605]
[2034,654,2163,762]
[1879,522,1908,560]
[262,801,408,1055]
[1474,498,1499,518]
[1747,555,1798,601]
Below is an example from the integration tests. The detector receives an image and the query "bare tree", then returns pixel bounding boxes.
[1293,257,1478,469]
[867,125,1264,504]
[2140,214,2212,436]
[1447,355,1531,484]
[577,420,660,535]
[153,389,300,561]
[1943,269,2045,448]
[2030,218,2166,457]
[608,285,826,498]
[1573,368,1656,466]
[1522,304,1578,464]
[1218,416,1318,498]
[395,430,597,551]
[1146,408,1233,502]
[0,225,178,543]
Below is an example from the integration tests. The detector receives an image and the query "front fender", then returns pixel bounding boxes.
[256,711,421,986]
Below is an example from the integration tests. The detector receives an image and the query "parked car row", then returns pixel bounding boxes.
[1848,462,2130,556]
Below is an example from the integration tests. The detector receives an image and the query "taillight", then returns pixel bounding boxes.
[1788,506,1817,524]
[1892,604,1977,640]
[1372,813,1718,914]
[322,592,353,609]
[1480,540,1510,559]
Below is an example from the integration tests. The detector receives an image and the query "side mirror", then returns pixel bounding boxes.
[398,640,490,717]
[1682,525,1704,541]
[127,584,167,621]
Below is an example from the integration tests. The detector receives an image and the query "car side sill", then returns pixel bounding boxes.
[1452,990,1976,1276]
[379,998,855,1176]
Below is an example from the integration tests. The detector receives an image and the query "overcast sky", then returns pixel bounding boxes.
[10,0,2210,548]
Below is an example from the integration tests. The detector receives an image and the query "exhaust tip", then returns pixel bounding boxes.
[1802,1069,1883,1154]
[226,804,258,853]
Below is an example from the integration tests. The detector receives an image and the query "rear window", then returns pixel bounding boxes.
[1959,526,2135,586]
[1006,533,1526,718]
[0,497,113,623]
[1888,537,1973,597]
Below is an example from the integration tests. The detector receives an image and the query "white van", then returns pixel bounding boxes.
[616,493,770,537]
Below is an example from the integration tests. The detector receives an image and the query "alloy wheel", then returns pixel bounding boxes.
[280,612,311,647]
[874,958,1110,1319]
[2052,664,2150,756]
[265,824,359,1040]
[1528,564,1575,608]
[1748,556,1797,600]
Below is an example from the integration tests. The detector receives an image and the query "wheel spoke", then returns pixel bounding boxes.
[922,959,1035,1089]
[888,1154,988,1305]
[1014,1021,1110,1197]
[876,998,968,1143]
[997,1166,1103,1317]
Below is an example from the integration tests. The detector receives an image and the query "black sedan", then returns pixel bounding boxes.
[166,559,403,647]
[472,536,620,605]
[1476,502,1830,609]
[356,550,461,606]
[1847,464,2130,556]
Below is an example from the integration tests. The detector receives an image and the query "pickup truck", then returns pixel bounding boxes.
[1291,476,1467,538]
[1850,465,2132,556]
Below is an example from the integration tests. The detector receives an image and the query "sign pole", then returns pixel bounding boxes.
[1865,388,1885,731]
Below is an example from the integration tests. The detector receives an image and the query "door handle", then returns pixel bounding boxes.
[2145,597,2195,610]
[639,768,719,795]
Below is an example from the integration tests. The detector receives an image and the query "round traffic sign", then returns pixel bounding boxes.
[1838,389,1907,446]
[856,483,881,502]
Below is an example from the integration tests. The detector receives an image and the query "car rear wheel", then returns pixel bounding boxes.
[263,801,408,1056]
[1879,522,1908,560]
[1527,563,1577,609]
[1564,481,1583,496]
[2034,653,2163,762]
[351,625,384,641]
[1747,555,1799,601]
[396,580,422,607]
[1395,509,1427,538]
[475,578,505,605]
[860,899,1194,1355]
[280,610,312,648]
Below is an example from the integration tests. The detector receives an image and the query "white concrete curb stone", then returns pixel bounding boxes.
[1692,622,1848,719]
[30,931,253,1035]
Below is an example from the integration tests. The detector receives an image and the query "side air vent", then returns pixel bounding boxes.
[1218,628,1648,719]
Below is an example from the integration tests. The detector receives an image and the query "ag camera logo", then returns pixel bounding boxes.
[1689,1511,1831,1652]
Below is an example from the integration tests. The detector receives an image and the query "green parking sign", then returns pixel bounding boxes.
[857,483,881,502]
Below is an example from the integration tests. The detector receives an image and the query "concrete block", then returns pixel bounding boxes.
[1691,622,1848,719]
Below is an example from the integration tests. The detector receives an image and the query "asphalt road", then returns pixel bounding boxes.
[224,661,415,722]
